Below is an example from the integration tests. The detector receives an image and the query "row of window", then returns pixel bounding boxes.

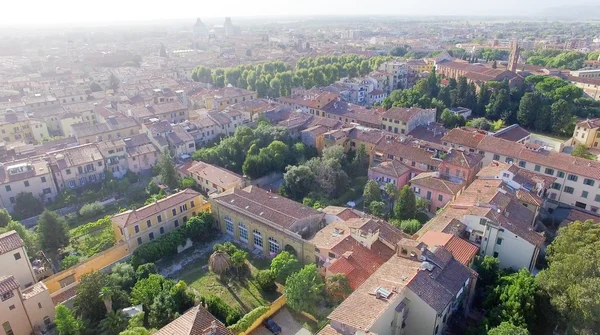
[494,154,596,186]
[225,216,280,253]
[4,176,47,192]
[413,187,444,201]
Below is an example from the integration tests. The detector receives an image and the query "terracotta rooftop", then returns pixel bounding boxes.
[410,172,465,195]
[22,282,48,300]
[211,186,323,231]
[0,275,19,295]
[0,231,24,255]
[382,107,435,122]
[420,231,478,266]
[442,128,486,149]
[178,161,243,192]
[155,305,234,335]
[370,160,411,178]
[327,254,421,331]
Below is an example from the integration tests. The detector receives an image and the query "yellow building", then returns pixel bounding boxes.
[381,107,436,135]
[573,118,600,149]
[0,231,55,335]
[204,87,256,111]
[178,160,246,195]
[210,186,325,264]
[0,113,49,145]
[71,116,140,145]
[111,189,210,251]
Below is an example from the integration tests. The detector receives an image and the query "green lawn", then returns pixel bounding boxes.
[178,255,280,313]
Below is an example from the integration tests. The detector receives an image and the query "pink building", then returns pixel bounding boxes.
[410,172,465,213]
[368,160,411,190]
[439,149,484,184]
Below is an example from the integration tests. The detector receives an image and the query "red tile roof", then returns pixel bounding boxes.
[156,305,234,335]
[0,275,19,295]
[445,235,479,265]
[0,231,23,255]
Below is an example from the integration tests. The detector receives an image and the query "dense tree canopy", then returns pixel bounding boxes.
[537,220,600,333]
[284,264,324,315]
[37,210,69,257]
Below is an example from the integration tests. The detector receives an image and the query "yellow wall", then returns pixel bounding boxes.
[43,243,131,294]
[114,196,210,251]
[240,295,287,335]
[211,203,315,265]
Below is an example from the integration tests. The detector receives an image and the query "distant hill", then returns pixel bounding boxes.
[540,5,600,19]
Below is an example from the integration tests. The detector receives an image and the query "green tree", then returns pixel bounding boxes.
[61,254,81,270]
[469,117,491,131]
[517,92,541,129]
[390,219,421,235]
[487,322,529,335]
[384,183,399,210]
[37,210,69,257]
[270,251,301,283]
[131,274,173,311]
[119,327,153,335]
[55,304,83,335]
[282,165,315,201]
[90,82,103,92]
[135,263,158,281]
[284,264,324,315]
[13,192,44,219]
[363,180,381,206]
[0,220,39,255]
[369,201,386,217]
[537,220,600,333]
[110,263,136,291]
[148,291,178,329]
[551,99,574,135]
[180,176,195,189]
[157,150,179,190]
[109,73,120,90]
[485,269,538,331]
[394,185,416,220]
[351,144,369,177]
[474,256,501,290]
[100,286,117,314]
[572,144,596,160]
[75,271,114,323]
[0,208,11,227]
[325,274,352,305]
[100,310,128,335]
[255,270,276,292]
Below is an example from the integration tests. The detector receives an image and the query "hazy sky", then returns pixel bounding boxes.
[1,0,595,25]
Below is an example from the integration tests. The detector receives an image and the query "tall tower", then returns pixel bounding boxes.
[508,40,519,73]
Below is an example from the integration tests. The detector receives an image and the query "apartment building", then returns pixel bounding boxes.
[572,118,600,148]
[203,87,256,111]
[0,231,55,335]
[111,189,209,251]
[368,160,412,190]
[96,140,128,178]
[418,176,545,271]
[210,186,325,263]
[128,101,188,124]
[0,160,58,212]
[320,239,473,335]
[377,60,409,91]
[0,113,49,145]
[124,134,160,174]
[381,107,436,135]
[48,143,105,190]
[71,115,140,144]
[21,95,59,110]
[178,160,245,194]
[570,68,600,79]
[411,172,465,213]
[442,128,600,213]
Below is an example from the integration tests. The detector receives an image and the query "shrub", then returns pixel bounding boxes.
[255,270,276,292]
[201,296,241,326]
[61,254,81,270]
[228,306,270,333]
[79,202,105,218]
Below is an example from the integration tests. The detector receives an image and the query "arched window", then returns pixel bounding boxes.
[268,237,279,254]
[225,216,233,235]
[253,230,263,249]
[238,223,248,242]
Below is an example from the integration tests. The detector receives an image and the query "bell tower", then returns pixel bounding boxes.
[508,40,519,73]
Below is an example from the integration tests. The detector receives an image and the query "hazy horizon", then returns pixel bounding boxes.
[2,0,599,26]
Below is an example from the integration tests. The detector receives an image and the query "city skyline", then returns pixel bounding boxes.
[2,0,599,26]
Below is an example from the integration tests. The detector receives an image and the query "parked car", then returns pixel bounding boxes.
[263,318,281,335]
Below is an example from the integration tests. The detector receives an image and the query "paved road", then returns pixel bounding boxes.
[251,308,312,335]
